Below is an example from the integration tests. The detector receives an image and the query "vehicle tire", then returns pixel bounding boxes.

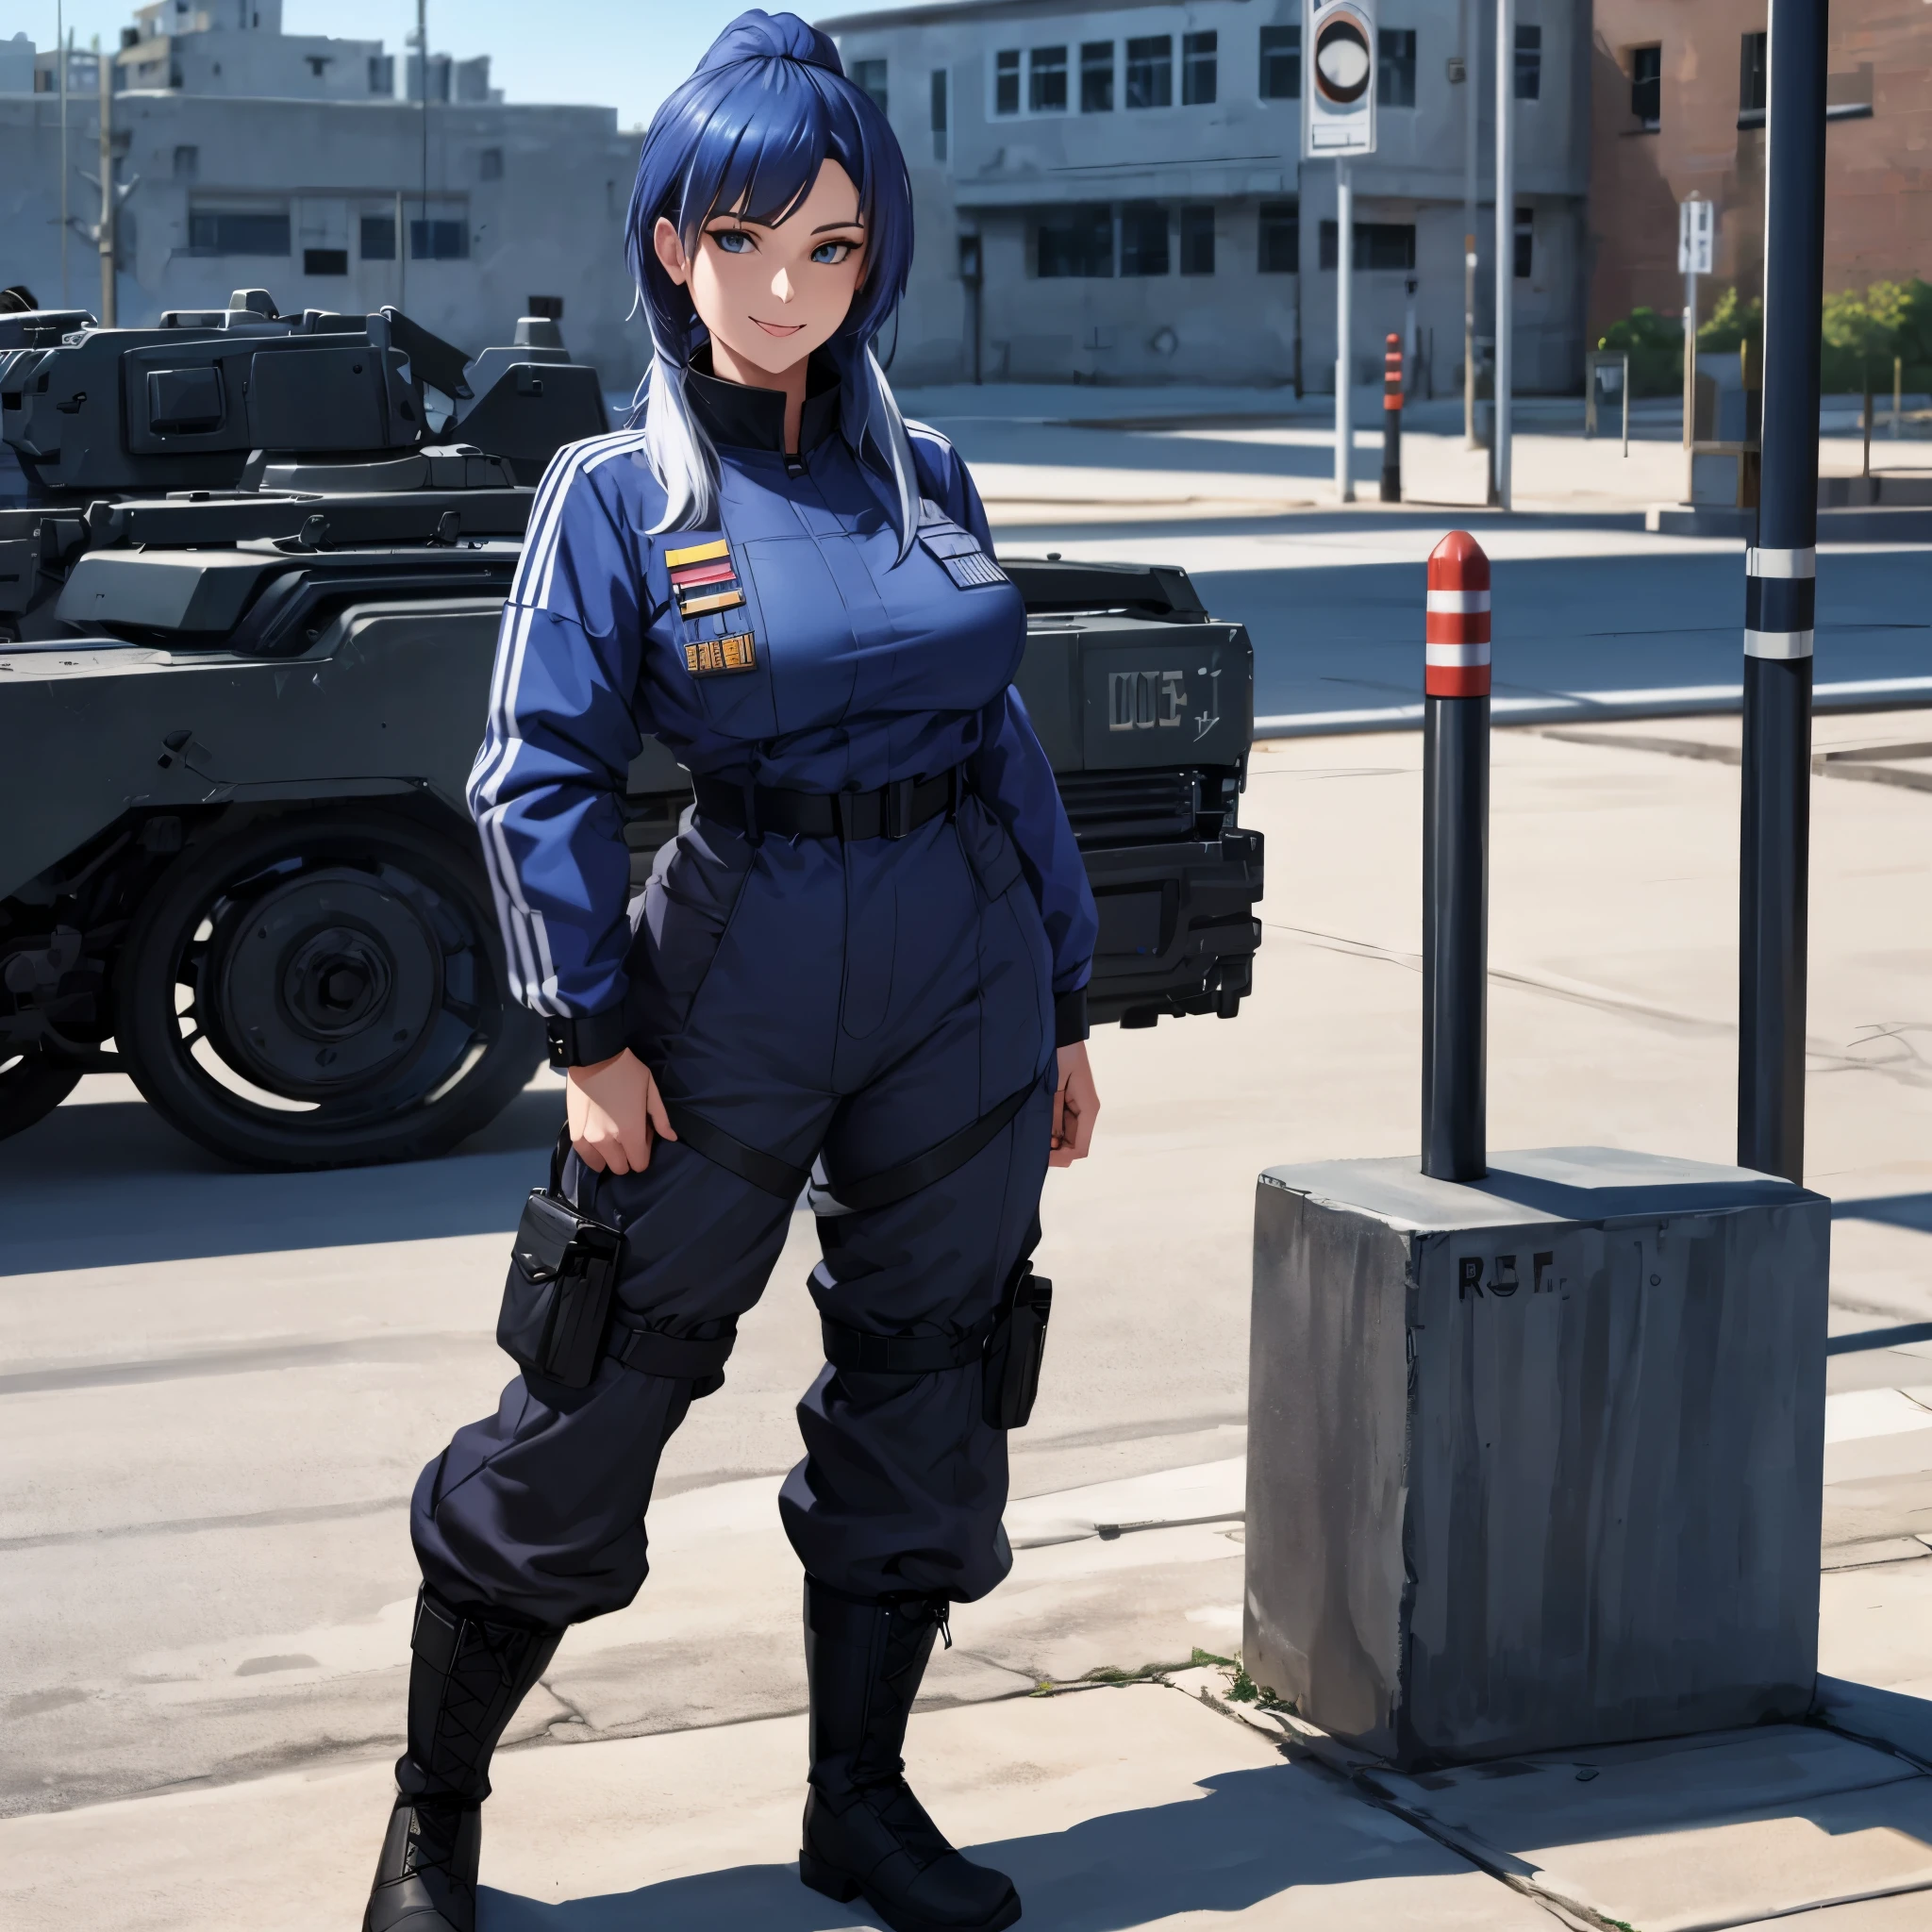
[117,808,545,1170]
[0,1051,83,1141]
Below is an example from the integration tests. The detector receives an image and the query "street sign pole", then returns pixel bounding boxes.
[1337,160,1354,501]
[1306,0,1377,506]
[1740,0,1826,1183]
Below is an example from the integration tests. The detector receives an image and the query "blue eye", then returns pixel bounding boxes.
[811,240,855,265]
[711,229,753,254]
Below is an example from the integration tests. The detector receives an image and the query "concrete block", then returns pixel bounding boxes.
[1244,1146,1829,1764]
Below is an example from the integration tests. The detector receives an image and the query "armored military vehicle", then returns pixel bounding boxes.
[0,294,1263,1168]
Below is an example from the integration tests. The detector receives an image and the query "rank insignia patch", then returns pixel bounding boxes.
[684,630,758,676]
[918,524,1008,591]
[666,538,746,620]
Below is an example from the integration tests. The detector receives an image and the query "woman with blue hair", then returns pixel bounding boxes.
[362,14,1097,1932]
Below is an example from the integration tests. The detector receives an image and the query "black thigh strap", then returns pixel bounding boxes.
[608,1321,738,1379]
[821,1310,996,1375]
[662,1070,1045,1212]
[822,1074,1042,1214]
[660,1101,811,1201]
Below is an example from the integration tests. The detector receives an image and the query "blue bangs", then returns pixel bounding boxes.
[625,13,912,367]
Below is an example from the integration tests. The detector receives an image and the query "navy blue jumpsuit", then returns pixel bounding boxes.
[412,360,1098,1626]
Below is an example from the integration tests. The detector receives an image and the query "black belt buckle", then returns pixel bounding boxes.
[885,776,919,839]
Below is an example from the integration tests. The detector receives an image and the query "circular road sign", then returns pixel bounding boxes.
[1313,14,1373,105]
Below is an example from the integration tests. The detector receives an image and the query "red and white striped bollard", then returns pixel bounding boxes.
[1421,530,1491,1180]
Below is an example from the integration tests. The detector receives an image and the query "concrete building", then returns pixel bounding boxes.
[0,5,645,387]
[1588,1,1932,341]
[820,0,1591,391]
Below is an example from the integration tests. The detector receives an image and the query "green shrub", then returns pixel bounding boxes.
[1598,279,1932,400]
[1597,305,1684,396]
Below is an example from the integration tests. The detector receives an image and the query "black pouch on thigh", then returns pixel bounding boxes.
[497,1131,623,1390]
[981,1258,1053,1429]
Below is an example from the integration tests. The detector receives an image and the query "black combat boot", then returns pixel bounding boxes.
[362,1586,563,1932]
[799,1577,1021,1932]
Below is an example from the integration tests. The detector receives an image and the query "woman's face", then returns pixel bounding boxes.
[654,159,867,383]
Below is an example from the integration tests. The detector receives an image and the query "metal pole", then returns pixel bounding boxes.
[396,186,406,311]
[1893,354,1904,441]
[58,9,69,308]
[1463,0,1478,449]
[1422,529,1491,1182]
[1492,0,1514,510]
[418,0,429,303]
[1739,0,1824,1184]
[1381,333,1403,502]
[1622,350,1630,458]
[97,44,114,327]
[1336,160,1354,503]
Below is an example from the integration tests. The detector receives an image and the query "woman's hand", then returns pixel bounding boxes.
[1049,1041,1100,1169]
[565,1049,677,1175]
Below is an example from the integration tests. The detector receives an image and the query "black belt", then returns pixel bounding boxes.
[691,766,963,843]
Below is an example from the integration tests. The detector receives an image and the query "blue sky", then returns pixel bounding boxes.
[21,2,824,130]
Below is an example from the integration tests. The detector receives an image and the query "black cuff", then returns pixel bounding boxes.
[1053,986,1089,1048]
[545,1009,633,1070]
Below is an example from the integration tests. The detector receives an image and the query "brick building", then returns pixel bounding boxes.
[1588,0,1932,341]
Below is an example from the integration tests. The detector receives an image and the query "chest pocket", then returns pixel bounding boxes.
[918,510,1008,591]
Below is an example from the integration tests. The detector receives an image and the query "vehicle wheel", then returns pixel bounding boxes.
[0,1051,82,1141]
[117,809,545,1169]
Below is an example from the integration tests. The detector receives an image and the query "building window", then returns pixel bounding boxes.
[1179,206,1215,275]
[187,207,291,256]
[1378,29,1416,108]
[1080,41,1113,112]
[304,247,349,276]
[851,58,887,115]
[1182,31,1217,106]
[359,213,396,260]
[1029,45,1068,112]
[368,53,392,94]
[172,144,198,180]
[1121,204,1170,275]
[1740,32,1767,120]
[1125,36,1172,109]
[994,49,1020,116]
[1258,199,1300,273]
[411,218,469,260]
[1514,25,1541,99]
[1259,25,1301,100]
[1514,206,1533,278]
[1631,45,1661,130]
[479,147,503,181]
[930,69,948,161]
[1036,205,1114,277]
[1319,220,1417,271]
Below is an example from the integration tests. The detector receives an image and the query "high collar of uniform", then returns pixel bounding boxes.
[685,345,841,457]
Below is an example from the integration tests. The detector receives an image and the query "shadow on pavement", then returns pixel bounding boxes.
[1835,1193,1932,1233]
[479,1764,1428,1930]
[0,1086,564,1274]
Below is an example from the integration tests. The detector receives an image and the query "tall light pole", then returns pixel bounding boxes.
[1491,0,1514,508]
[97,41,114,325]
[58,10,70,308]
[1739,0,1826,1182]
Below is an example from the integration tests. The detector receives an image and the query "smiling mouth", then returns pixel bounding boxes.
[753,319,808,337]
